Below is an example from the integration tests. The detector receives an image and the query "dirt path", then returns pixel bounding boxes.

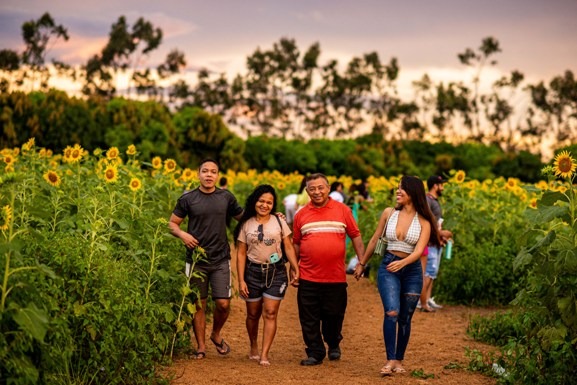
[166,262,497,385]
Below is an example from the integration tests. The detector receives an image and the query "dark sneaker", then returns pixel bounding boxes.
[328,347,341,361]
[300,356,323,366]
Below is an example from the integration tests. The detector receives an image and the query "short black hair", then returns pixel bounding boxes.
[198,158,219,171]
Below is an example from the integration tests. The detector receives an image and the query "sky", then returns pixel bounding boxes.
[1,0,576,97]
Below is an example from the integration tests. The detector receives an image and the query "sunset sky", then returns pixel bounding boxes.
[1,0,576,95]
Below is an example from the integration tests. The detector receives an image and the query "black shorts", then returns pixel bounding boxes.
[244,261,288,301]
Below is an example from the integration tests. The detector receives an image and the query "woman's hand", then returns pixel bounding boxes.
[386,259,405,273]
[239,281,249,298]
[289,265,300,286]
[353,263,365,280]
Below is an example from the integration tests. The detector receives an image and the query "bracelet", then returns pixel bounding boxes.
[358,261,366,267]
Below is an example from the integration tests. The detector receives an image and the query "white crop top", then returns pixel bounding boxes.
[386,210,421,254]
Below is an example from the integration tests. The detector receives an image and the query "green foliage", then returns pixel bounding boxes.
[0,146,196,384]
[466,156,577,384]
[436,178,527,304]
[173,106,247,170]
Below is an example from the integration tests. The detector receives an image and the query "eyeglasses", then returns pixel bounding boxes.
[257,224,264,242]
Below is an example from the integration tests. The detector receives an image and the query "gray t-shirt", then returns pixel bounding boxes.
[173,188,243,264]
[426,193,442,222]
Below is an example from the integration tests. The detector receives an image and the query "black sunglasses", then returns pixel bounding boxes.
[257,224,264,242]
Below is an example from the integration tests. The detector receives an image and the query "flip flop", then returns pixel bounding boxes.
[380,365,393,376]
[393,367,406,373]
[193,351,206,360]
[248,355,260,361]
[259,359,270,367]
[210,336,231,355]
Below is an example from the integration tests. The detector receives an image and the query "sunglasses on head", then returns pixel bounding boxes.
[257,224,264,242]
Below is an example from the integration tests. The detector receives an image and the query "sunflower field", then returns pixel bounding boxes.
[1,138,575,384]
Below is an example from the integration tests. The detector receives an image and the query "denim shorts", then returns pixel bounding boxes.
[244,261,288,301]
[425,245,443,279]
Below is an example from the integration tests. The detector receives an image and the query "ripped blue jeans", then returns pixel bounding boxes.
[377,252,423,361]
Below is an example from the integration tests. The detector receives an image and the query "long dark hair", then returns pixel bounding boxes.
[233,184,278,243]
[396,175,441,247]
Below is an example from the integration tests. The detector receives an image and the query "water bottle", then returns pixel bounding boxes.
[444,239,453,260]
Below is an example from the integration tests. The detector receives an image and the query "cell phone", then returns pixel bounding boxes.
[269,253,280,263]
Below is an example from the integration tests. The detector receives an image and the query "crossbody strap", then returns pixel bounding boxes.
[274,215,284,238]
[274,215,287,262]
[379,208,394,239]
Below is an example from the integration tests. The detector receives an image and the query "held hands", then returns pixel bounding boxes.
[289,265,300,286]
[353,263,365,280]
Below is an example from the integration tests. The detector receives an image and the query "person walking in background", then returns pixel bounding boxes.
[354,175,441,375]
[295,176,310,212]
[168,159,243,360]
[293,173,365,366]
[420,175,453,312]
[235,184,299,366]
[329,181,346,203]
[282,192,298,228]
[219,176,228,190]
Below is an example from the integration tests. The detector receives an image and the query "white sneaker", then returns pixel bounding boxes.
[427,298,443,309]
[416,300,422,309]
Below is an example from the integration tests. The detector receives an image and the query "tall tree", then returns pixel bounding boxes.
[481,70,524,150]
[458,36,501,139]
[526,70,577,147]
[3,13,70,91]
[83,16,162,98]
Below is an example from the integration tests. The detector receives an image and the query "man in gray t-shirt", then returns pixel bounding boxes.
[420,175,453,312]
[169,159,243,359]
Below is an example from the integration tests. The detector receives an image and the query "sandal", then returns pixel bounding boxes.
[259,359,270,367]
[248,355,260,361]
[210,336,231,355]
[193,351,206,360]
[393,367,406,373]
[380,364,393,376]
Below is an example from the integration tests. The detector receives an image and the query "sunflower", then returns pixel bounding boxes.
[454,170,466,183]
[181,168,194,181]
[106,147,120,160]
[62,146,73,162]
[151,156,162,169]
[529,198,538,209]
[129,177,142,192]
[68,144,84,163]
[3,154,15,166]
[164,158,177,174]
[104,164,119,183]
[43,170,61,187]
[553,151,576,179]
[0,205,12,231]
[22,138,35,152]
[126,145,137,156]
[535,180,549,190]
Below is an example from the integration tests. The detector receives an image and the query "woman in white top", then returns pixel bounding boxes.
[235,185,299,366]
[354,176,441,376]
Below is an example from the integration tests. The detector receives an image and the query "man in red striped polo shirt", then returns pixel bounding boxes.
[293,173,365,366]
